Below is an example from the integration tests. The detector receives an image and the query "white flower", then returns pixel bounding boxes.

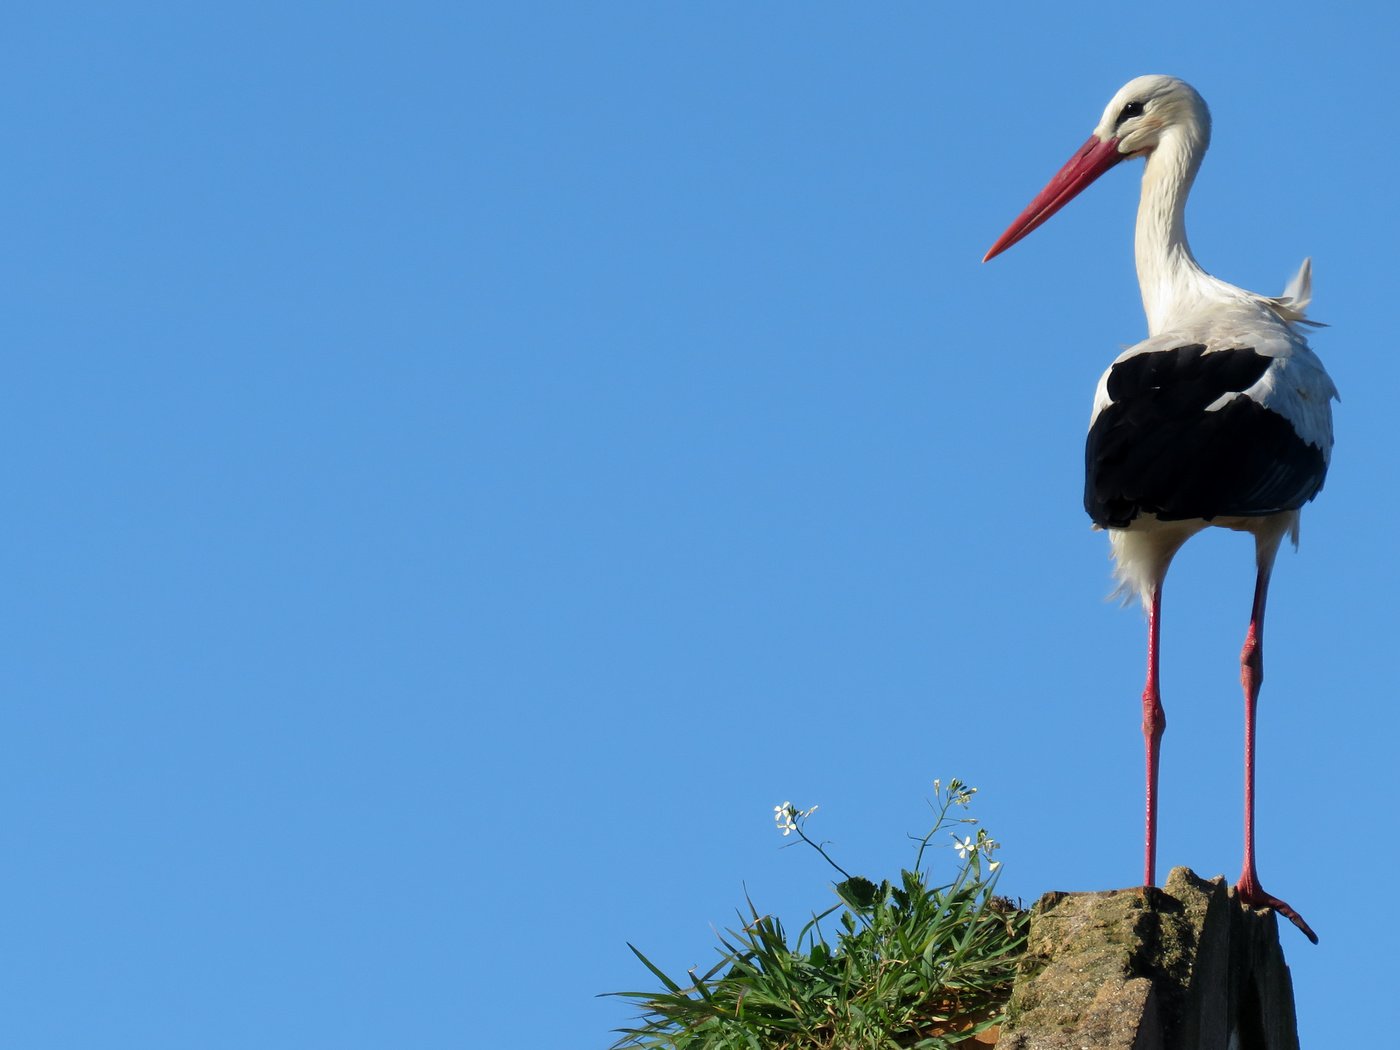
[953,834,976,859]
[773,802,798,836]
[772,801,818,837]
[988,860,1002,872]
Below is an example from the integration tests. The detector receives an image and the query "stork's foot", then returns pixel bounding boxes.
[1236,873,1318,944]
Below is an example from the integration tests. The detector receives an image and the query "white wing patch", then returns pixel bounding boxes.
[1203,392,1239,412]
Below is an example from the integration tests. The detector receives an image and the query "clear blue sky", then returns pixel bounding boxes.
[4,4,1393,1047]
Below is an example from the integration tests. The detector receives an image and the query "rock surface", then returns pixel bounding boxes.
[994,867,1301,1050]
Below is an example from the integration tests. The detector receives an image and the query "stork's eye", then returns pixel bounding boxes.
[1117,100,1145,125]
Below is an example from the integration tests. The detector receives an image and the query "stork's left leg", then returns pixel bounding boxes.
[1234,550,1318,943]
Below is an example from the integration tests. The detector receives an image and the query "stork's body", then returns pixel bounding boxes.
[985,76,1335,942]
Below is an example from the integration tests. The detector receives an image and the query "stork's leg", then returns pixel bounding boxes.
[1142,584,1165,887]
[1234,559,1318,943]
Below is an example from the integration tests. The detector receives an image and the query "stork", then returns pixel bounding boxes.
[983,75,1335,942]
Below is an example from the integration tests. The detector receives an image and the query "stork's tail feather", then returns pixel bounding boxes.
[1267,257,1327,328]
[1282,257,1312,312]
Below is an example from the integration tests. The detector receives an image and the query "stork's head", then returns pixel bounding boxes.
[1095,75,1211,156]
[983,75,1211,262]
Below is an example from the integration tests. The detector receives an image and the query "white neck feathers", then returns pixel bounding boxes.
[1134,123,1216,334]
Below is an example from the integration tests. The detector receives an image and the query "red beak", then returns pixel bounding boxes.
[982,135,1127,262]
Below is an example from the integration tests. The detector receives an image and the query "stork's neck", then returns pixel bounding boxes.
[1135,126,1215,334]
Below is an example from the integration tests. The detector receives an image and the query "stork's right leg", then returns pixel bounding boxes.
[1142,584,1165,887]
[1234,561,1318,943]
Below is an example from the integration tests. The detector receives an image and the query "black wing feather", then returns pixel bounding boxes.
[1086,345,1328,528]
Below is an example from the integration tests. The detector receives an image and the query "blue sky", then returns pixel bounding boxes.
[4,4,1394,1047]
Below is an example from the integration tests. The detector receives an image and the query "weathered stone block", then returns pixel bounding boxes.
[994,867,1300,1050]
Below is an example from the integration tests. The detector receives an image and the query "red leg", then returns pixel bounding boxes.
[1142,585,1165,887]
[1234,566,1318,943]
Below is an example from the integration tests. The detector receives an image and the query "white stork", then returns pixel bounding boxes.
[983,75,1335,943]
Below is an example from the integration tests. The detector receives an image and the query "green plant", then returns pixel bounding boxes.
[608,779,1027,1049]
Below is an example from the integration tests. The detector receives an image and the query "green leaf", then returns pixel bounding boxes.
[625,942,684,994]
[835,875,880,911]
